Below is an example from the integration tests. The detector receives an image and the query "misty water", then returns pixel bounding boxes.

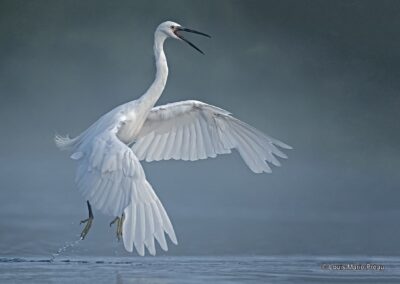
[1,253,400,283]
[2,215,398,283]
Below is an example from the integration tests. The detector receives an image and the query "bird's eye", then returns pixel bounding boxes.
[170,25,175,29]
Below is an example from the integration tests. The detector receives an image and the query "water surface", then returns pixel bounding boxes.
[0,255,398,283]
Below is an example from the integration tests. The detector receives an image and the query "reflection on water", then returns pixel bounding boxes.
[0,256,399,284]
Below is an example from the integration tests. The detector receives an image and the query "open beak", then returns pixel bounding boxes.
[173,27,211,55]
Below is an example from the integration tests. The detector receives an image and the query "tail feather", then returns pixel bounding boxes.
[54,134,78,151]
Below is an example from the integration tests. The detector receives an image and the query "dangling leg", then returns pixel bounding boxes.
[110,213,125,241]
[117,213,125,241]
[80,200,94,240]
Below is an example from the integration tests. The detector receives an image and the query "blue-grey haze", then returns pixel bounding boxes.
[0,0,399,257]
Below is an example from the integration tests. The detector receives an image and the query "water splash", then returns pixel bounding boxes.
[50,239,81,262]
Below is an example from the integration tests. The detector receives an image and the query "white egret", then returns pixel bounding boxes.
[55,21,292,256]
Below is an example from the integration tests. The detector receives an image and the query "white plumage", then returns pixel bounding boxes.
[133,100,291,173]
[55,21,291,256]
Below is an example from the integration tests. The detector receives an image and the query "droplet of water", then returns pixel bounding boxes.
[50,239,81,262]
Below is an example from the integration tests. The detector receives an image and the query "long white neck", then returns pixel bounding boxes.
[138,32,168,110]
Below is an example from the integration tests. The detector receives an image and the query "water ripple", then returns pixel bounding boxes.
[0,256,399,283]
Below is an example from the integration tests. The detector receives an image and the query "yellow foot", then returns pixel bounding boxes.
[110,214,124,241]
[80,216,93,240]
[109,217,119,227]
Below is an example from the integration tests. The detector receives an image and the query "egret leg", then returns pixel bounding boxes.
[80,200,94,240]
[110,213,125,241]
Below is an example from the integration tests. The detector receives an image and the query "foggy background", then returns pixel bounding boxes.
[1,0,399,257]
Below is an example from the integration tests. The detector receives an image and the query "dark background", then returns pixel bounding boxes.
[0,0,399,256]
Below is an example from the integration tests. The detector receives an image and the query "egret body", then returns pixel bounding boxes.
[55,21,292,256]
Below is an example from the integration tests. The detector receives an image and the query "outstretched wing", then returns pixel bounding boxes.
[56,108,177,256]
[132,100,292,173]
[72,128,135,217]
[55,109,133,217]
[122,161,177,256]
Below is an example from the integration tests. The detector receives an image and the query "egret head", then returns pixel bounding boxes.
[156,21,210,54]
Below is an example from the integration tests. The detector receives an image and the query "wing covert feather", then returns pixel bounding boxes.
[132,100,291,173]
